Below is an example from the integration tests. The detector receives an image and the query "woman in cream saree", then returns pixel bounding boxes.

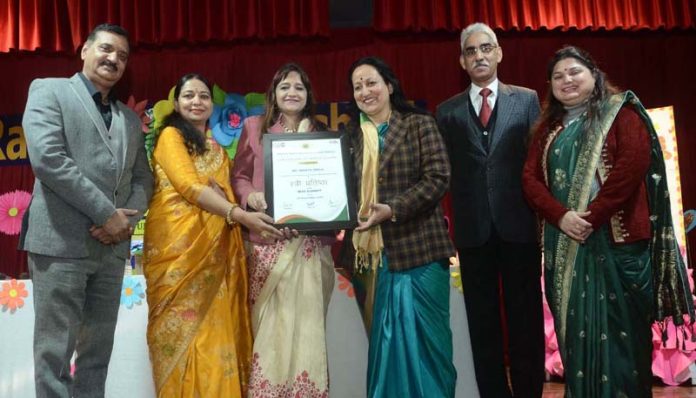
[231,63,335,397]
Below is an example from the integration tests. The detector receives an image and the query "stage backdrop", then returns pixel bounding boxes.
[2,28,696,277]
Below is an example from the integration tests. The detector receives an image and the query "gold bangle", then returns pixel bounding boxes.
[226,204,239,226]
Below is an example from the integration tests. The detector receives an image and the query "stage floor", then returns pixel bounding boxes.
[543,382,696,397]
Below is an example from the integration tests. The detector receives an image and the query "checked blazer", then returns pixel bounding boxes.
[344,109,455,271]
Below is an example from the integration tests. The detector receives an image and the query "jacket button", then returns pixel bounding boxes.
[378,177,384,183]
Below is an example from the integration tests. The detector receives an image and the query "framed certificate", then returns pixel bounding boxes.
[263,132,357,231]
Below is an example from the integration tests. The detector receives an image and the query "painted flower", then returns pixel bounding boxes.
[148,85,177,132]
[0,279,29,313]
[120,276,145,309]
[211,91,247,158]
[337,274,354,298]
[0,190,31,235]
[658,135,673,161]
[126,95,152,133]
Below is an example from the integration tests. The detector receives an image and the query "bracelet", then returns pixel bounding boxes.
[226,204,239,226]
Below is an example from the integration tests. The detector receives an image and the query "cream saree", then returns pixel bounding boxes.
[246,236,334,397]
[144,127,253,397]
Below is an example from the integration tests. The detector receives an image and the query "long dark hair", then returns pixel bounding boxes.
[262,63,321,136]
[158,73,212,155]
[536,46,618,136]
[346,56,428,123]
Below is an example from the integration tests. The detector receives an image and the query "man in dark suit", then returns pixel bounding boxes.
[436,22,545,398]
[21,24,152,397]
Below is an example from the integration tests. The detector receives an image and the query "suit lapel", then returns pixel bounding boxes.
[68,74,117,160]
[111,102,128,182]
[489,82,514,155]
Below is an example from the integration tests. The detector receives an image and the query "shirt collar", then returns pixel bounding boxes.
[469,78,499,103]
[78,72,115,104]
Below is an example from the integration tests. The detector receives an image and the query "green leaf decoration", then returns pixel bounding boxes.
[152,99,174,130]
[144,127,156,166]
[213,84,227,106]
[167,86,176,102]
[245,92,265,109]
[223,139,240,160]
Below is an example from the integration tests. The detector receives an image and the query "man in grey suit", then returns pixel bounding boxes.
[20,24,153,397]
[436,23,545,398]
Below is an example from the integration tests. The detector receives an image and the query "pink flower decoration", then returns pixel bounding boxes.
[228,113,241,129]
[337,274,354,298]
[0,190,31,235]
[126,95,152,133]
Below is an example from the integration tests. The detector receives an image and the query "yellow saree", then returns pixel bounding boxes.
[144,127,252,397]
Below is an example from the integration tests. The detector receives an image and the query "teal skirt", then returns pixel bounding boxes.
[366,256,457,397]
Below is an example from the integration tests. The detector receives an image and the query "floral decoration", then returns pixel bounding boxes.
[336,274,354,298]
[141,84,264,161]
[658,135,673,161]
[120,276,146,309]
[210,90,247,159]
[449,255,463,293]
[125,95,152,133]
[0,279,29,313]
[0,190,31,236]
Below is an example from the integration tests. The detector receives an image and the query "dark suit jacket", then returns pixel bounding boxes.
[343,109,455,271]
[436,82,540,248]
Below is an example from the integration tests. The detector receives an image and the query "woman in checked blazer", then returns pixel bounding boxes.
[342,56,457,398]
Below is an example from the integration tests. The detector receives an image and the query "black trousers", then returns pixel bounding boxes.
[458,230,545,398]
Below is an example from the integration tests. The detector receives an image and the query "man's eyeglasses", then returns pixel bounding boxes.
[463,44,498,57]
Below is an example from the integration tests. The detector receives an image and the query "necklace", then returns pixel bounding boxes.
[279,116,297,133]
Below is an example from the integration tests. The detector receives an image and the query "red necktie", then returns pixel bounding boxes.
[479,88,492,126]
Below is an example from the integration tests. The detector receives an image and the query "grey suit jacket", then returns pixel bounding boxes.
[20,73,153,259]
[436,82,540,248]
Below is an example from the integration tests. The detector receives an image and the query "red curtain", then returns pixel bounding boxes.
[374,0,696,32]
[0,0,329,53]
[2,29,696,277]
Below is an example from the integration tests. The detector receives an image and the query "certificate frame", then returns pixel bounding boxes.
[263,132,357,231]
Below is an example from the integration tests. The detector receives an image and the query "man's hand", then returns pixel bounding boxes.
[89,226,114,245]
[103,208,138,242]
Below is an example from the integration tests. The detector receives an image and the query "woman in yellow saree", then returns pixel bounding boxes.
[144,73,284,397]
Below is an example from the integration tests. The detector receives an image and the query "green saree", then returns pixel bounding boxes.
[543,92,694,397]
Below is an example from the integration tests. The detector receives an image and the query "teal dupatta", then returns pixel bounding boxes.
[542,91,694,397]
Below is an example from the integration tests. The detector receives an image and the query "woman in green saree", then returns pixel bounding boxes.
[522,46,693,397]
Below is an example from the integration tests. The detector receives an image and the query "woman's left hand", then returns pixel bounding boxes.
[355,203,392,232]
